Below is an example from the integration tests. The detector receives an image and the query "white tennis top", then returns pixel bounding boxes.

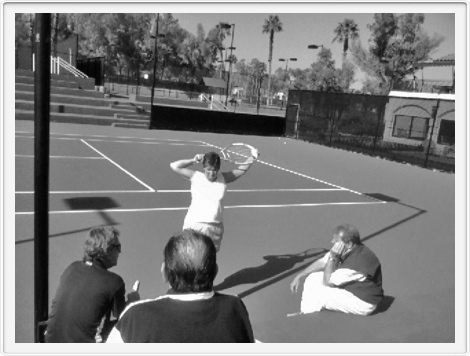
[183,171,227,225]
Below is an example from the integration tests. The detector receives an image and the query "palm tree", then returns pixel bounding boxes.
[262,15,283,105]
[332,18,359,68]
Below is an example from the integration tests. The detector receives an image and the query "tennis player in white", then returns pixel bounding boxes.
[170,151,257,251]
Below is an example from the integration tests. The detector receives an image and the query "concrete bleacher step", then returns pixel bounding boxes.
[16,76,80,89]
[15,69,96,90]
[15,83,105,99]
[114,113,150,120]
[16,100,138,117]
[15,91,111,107]
[15,109,149,127]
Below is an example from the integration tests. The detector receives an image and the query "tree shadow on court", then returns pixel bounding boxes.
[15,197,120,245]
[214,247,328,292]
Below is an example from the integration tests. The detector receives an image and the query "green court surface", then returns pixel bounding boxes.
[12,120,459,350]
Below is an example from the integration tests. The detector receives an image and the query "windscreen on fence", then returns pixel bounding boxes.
[286,90,454,173]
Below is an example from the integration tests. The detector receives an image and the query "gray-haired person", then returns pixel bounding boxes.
[289,224,384,316]
[107,230,255,343]
[45,226,140,342]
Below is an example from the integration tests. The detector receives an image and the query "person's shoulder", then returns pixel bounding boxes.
[63,260,87,273]
[106,269,125,282]
[120,296,168,318]
[213,292,245,305]
[192,170,203,180]
[358,244,381,262]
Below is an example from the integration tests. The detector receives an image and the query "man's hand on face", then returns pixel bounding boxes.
[330,241,347,259]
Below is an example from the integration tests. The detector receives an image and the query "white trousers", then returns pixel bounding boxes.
[183,222,224,251]
[300,272,376,315]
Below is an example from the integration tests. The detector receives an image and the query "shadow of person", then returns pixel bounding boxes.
[370,295,395,315]
[214,247,327,291]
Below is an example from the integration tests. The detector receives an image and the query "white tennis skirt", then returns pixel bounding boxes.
[183,222,224,251]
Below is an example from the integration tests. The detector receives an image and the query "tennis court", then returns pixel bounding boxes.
[14,120,458,348]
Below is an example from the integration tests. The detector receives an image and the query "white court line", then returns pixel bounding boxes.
[15,188,343,194]
[15,130,204,143]
[86,138,207,146]
[15,200,386,215]
[156,188,343,193]
[200,141,385,204]
[16,134,207,146]
[15,189,153,194]
[16,155,105,159]
[81,139,155,192]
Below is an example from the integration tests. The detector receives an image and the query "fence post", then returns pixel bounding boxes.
[372,101,386,155]
[423,100,440,168]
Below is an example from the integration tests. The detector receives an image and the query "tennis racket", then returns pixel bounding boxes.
[219,143,259,165]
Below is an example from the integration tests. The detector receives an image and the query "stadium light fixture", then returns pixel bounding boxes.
[308,44,323,50]
[279,58,297,72]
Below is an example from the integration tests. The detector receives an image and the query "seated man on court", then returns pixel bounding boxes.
[107,229,255,343]
[45,225,140,343]
[289,224,384,316]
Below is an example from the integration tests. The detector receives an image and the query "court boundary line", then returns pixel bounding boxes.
[15,130,204,143]
[15,134,206,146]
[16,154,105,159]
[200,141,385,203]
[157,188,344,193]
[15,188,344,194]
[81,139,155,192]
[15,190,154,194]
[15,200,386,215]
[15,132,386,204]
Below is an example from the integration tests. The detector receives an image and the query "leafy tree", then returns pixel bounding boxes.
[307,47,354,92]
[332,18,359,67]
[351,13,444,93]
[262,15,283,104]
[15,13,32,44]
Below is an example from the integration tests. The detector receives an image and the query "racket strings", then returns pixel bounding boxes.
[222,145,254,164]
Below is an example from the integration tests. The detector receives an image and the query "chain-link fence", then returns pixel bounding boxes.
[286,90,455,173]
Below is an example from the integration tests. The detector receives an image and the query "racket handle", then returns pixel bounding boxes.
[132,280,140,292]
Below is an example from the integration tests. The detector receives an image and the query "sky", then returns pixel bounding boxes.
[6,2,459,89]
[173,12,455,89]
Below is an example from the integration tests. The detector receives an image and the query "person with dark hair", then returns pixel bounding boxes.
[170,150,257,251]
[45,226,140,343]
[106,230,255,343]
[289,224,384,316]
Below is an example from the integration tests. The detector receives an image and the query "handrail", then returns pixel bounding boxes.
[56,57,88,78]
[206,94,229,111]
[46,55,89,78]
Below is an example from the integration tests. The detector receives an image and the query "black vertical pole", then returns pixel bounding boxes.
[150,14,160,129]
[372,101,386,155]
[224,24,235,107]
[424,100,440,168]
[34,13,51,343]
[151,14,159,109]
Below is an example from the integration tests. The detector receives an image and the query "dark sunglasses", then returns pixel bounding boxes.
[111,244,121,253]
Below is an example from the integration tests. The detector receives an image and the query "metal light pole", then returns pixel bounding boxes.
[151,14,165,108]
[221,23,235,107]
[279,57,297,87]
[308,44,323,63]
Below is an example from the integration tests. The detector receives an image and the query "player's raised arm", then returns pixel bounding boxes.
[222,150,258,184]
[170,154,203,180]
